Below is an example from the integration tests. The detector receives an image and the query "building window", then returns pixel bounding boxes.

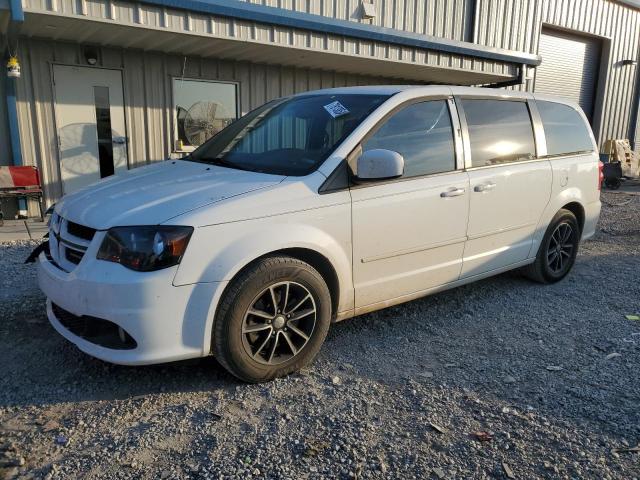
[173,78,238,151]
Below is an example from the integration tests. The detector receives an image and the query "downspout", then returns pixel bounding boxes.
[6,0,25,215]
[629,52,640,152]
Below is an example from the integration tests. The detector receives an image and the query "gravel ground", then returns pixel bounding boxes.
[1,192,639,480]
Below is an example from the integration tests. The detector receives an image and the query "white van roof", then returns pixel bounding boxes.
[296,85,581,110]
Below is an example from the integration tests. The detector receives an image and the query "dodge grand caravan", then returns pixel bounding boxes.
[38,86,602,382]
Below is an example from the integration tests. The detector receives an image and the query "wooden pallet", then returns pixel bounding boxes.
[602,139,640,178]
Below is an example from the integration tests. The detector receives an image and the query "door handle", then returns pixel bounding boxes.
[440,187,466,198]
[474,182,496,193]
[113,136,127,145]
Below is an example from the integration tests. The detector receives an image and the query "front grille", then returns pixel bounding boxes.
[65,248,83,265]
[67,221,96,241]
[49,215,95,271]
[51,303,137,350]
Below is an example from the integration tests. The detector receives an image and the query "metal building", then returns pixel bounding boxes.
[1,0,639,217]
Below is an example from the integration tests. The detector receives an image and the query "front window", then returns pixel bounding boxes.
[189,94,389,176]
[363,100,456,178]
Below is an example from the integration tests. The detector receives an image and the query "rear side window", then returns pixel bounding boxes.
[461,99,536,167]
[536,101,594,156]
[363,100,456,178]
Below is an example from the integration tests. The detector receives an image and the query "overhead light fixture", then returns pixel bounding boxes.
[361,1,376,20]
[83,46,99,66]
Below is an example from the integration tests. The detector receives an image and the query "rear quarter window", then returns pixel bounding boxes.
[536,101,595,156]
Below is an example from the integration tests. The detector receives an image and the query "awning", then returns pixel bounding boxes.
[17,0,540,85]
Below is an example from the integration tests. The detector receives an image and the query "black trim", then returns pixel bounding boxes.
[319,160,351,194]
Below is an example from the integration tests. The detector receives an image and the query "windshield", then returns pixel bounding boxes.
[188,94,389,175]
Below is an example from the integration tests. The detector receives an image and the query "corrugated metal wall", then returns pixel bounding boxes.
[240,0,476,41]
[21,0,516,83]
[474,0,640,148]
[13,38,399,206]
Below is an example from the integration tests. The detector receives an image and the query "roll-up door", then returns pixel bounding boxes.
[535,28,602,122]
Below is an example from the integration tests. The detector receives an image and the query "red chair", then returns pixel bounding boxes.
[0,166,45,225]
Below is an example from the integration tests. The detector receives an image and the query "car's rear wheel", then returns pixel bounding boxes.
[522,209,580,283]
[212,256,331,382]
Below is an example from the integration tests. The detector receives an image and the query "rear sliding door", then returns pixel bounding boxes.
[456,97,552,278]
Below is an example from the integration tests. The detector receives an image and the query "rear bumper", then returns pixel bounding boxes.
[581,199,601,241]
[38,252,222,365]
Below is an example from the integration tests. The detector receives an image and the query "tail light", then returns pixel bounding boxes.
[598,161,604,190]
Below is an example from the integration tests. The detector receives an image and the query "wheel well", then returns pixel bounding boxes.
[275,248,340,319]
[561,202,585,233]
[224,248,340,320]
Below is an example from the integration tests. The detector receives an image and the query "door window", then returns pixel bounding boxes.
[93,86,114,178]
[536,101,594,155]
[461,99,536,167]
[362,100,456,178]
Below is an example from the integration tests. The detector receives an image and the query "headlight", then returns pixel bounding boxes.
[97,226,193,272]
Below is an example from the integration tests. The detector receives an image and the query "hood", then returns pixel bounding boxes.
[55,160,285,229]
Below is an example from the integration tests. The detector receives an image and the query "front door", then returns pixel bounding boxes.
[53,65,128,195]
[351,99,469,308]
[457,97,552,278]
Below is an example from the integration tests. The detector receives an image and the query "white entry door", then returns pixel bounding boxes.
[53,65,128,194]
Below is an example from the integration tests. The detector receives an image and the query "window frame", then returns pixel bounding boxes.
[453,95,547,170]
[346,95,464,188]
[171,77,240,153]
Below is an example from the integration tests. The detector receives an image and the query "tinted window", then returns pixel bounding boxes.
[190,94,388,176]
[462,99,536,167]
[537,101,594,155]
[363,100,456,178]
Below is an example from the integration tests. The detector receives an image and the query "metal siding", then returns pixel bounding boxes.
[535,28,602,120]
[235,0,477,40]
[475,0,640,148]
[22,0,524,81]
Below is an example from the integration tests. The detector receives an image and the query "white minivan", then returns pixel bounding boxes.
[38,86,602,382]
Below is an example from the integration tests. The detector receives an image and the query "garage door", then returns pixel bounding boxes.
[535,29,602,122]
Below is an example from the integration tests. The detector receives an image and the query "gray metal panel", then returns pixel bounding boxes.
[225,0,477,41]
[21,0,523,83]
[535,28,602,120]
[475,0,640,149]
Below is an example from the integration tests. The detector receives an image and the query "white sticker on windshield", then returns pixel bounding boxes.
[323,101,350,118]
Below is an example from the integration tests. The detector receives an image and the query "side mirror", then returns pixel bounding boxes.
[354,149,404,182]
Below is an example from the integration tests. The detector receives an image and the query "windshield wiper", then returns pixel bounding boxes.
[193,156,253,172]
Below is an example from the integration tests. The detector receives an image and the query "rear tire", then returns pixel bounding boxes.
[212,256,332,383]
[521,209,580,284]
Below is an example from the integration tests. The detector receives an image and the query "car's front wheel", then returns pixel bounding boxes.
[212,256,332,382]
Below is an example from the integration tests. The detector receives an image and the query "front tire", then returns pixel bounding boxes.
[212,256,332,383]
[522,209,580,283]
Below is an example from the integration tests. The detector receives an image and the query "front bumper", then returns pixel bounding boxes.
[38,251,222,365]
